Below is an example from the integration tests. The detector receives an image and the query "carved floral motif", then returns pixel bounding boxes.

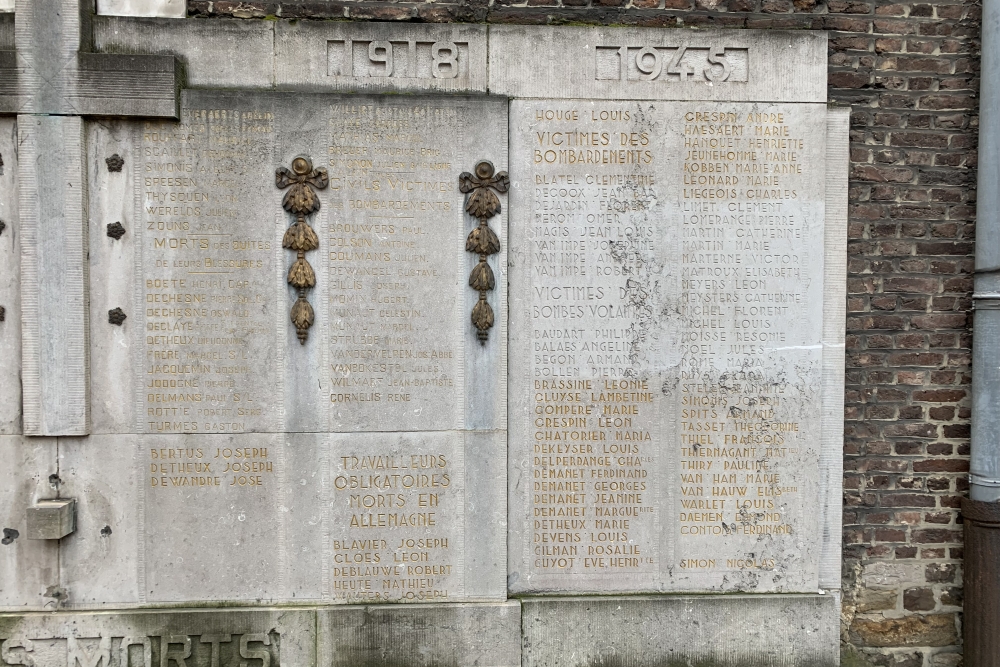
[277,156,329,344]
[460,160,508,343]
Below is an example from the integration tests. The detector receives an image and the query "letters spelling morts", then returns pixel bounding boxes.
[0,633,274,667]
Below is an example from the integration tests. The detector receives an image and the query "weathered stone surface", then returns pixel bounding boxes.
[19,115,90,436]
[849,614,959,648]
[97,0,185,17]
[275,21,488,94]
[857,587,899,613]
[0,608,316,666]
[508,97,839,593]
[0,116,20,435]
[0,436,58,610]
[318,602,521,667]
[94,16,274,90]
[4,22,845,667]
[489,27,827,103]
[87,120,137,435]
[522,595,840,667]
[74,89,508,605]
[58,434,141,607]
[5,2,179,117]
[819,106,849,590]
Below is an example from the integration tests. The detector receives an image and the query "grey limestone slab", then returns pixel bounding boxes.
[0,117,19,434]
[70,90,509,606]
[87,120,138,435]
[521,595,839,667]
[507,98,836,594]
[98,0,186,17]
[117,89,506,436]
[318,602,521,667]
[19,114,90,436]
[0,608,316,667]
[58,434,142,608]
[489,26,827,103]
[275,21,488,94]
[0,435,59,611]
[819,107,849,590]
[6,2,179,117]
[329,430,506,603]
[94,16,274,90]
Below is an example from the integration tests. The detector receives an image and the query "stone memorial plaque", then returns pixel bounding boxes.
[79,89,507,604]
[508,98,834,593]
[0,19,847,667]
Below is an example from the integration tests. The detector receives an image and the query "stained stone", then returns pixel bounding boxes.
[19,115,90,436]
[0,436,58,607]
[0,117,20,435]
[521,595,840,667]
[76,89,507,606]
[489,26,826,102]
[0,609,317,667]
[504,29,845,596]
[0,20,847,667]
[96,0,185,17]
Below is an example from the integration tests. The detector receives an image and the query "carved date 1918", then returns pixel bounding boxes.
[328,39,465,79]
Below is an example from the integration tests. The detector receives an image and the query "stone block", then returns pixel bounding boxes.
[318,602,521,667]
[57,434,142,607]
[72,53,179,118]
[489,26,827,102]
[819,106,850,589]
[275,21,488,94]
[19,115,90,436]
[86,120,138,435]
[72,89,509,606]
[0,116,20,434]
[849,614,959,648]
[508,98,836,594]
[0,608,316,666]
[0,435,58,610]
[521,595,840,667]
[97,0,186,18]
[5,3,179,117]
[25,499,76,540]
[93,16,275,90]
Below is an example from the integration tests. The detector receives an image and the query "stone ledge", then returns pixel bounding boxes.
[520,594,841,667]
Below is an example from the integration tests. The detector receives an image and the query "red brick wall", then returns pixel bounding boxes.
[187,2,980,663]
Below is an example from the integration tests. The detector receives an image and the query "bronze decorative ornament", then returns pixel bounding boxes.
[105,154,124,172]
[106,221,125,240]
[277,155,329,344]
[460,160,509,343]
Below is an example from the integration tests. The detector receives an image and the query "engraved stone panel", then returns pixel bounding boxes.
[0,609,317,667]
[489,27,826,103]
[507,98,838,593]
[74,90,508,606]
[276,22,488,94]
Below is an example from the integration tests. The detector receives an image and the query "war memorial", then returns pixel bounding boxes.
[0,0,991,665]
